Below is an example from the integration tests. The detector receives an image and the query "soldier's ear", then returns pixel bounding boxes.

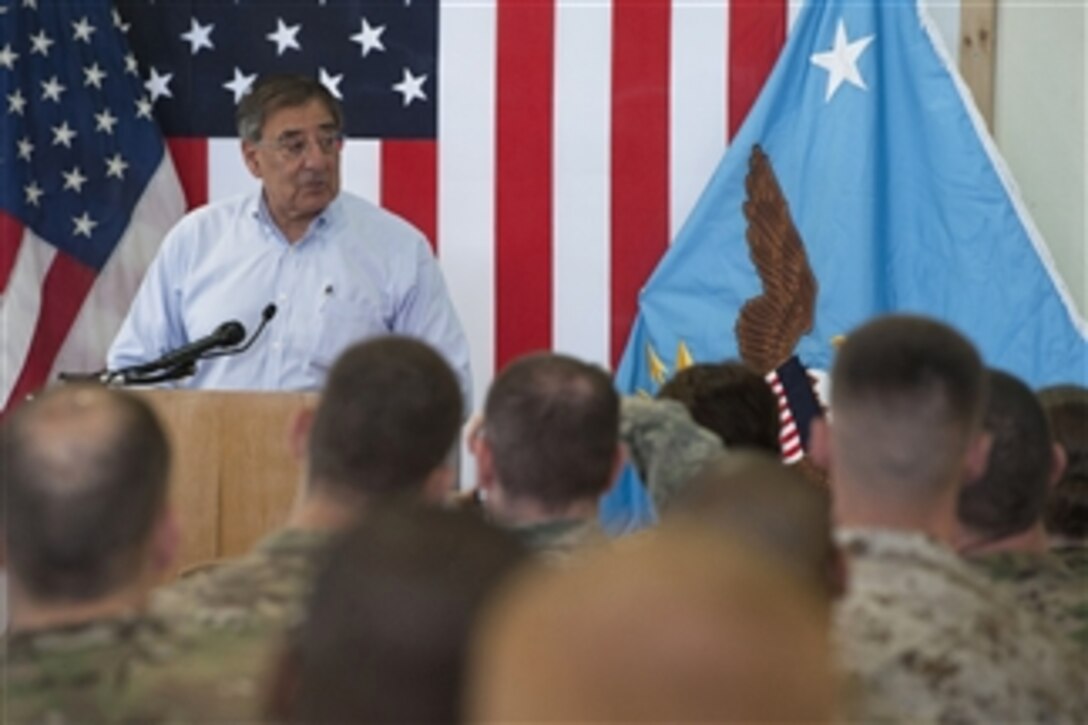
[1048,443,1068,489]
[289,406,315,463]
[808,417,832,471]
[150,506,180,575]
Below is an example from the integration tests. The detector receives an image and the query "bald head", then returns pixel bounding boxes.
[469,525,836,722]
[670,451,841,600]
[0,385,169,602]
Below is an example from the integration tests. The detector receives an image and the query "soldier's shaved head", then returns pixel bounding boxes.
[1,385,170,602]
[468,524,836,722]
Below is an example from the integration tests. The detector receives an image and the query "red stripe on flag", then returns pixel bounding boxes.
[381,140,438,253]
[495,0,555,370]
[610,0,671,366]
[0,211,24,295]
[166,137,209,210]
[728,0,786,139]
[5,253,97,412]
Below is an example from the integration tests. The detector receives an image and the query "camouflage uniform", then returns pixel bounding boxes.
[509,517,608,564]
[1053,543,1088,578]
[507,397,722,561]
[835,528,1087,724]
[970,549,1088,649]
[619,396,724,513]
[2,611,266,723]
[152,527,335,634]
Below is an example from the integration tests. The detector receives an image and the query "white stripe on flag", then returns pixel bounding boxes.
[670,1,728,241]
[341,140,382,205]
[438,0,498,418]
[208,137,258,201]
[553,0,612,369]
[0,233,55,406]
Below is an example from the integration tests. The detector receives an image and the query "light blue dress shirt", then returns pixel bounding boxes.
[108,191,472,402]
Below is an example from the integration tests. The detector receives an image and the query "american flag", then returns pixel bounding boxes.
[2,0,964,415]
[1,0,185,411]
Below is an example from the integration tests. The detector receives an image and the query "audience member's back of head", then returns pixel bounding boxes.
[0,385,169,605]
[658,361,780,453]
[827,315,986,504]
[482,353,619,510]
[270,505,530,723]
[307,336,463,500]
[1038,385,1088,541]
[669,450,842,601]
[468,523,835,722]
[957,369,1057,546]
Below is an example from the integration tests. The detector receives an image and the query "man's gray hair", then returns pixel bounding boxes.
[236,74,344,142]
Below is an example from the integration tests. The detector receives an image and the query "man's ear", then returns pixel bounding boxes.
[289,406,315,463]
[808,417,832,471]
[150,506,180,576]
[241,140,262,179]
[1048,443,1068,489]
[470,422,496,494]
[963,431,993,484]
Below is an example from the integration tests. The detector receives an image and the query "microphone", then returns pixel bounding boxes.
[125,320,246,377]
[201,304,277,360]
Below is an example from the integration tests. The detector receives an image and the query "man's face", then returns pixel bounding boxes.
[242,98,342,235]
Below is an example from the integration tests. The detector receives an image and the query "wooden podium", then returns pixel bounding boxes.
[135,389,317,576]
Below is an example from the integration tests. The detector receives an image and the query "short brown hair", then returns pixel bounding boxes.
[483,353,619,509]
[658,362,779,453]
[308,337,462,498]
[830,315,986,497]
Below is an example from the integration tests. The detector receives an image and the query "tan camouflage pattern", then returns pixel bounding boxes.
[151,527,335,634]
[508,517,608,564]
[835,528,1087,724]
[1053,543,1088,578]
[1,612,267,723]
[619,396,724,514]
[970,549,1088,650]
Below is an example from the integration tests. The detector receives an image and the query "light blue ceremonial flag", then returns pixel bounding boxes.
[602,0,1088,533]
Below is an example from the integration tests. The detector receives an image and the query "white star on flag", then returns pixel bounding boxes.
[350,17,385,58]
[267,17,302,56]
[63,166,88,193]
[8,88,26,115]
[224,67,256,104]
[40,75,65,102]
[16,136,33,160]
[112,7,130,33]
[24,182,44,207]
[29,29,53,56]
[72,212,98,238]
[105,153,129,179]
[392,67,427,107]
[51,121,76,147]
[145,67,174,102]
[135,95,153,119]
[124,53,139,75]
[0,43,18,69]
[319,67,343,99]
[71,16,96,43]
[181,17,215,55]
[810,18,874,103]
[83,62,107,89]
[95,108,118,134]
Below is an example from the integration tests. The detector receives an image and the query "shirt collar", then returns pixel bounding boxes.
[250,191,340,246]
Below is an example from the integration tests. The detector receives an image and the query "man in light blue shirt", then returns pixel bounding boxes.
[108,75,471,401]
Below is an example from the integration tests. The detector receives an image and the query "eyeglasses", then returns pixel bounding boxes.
[259,130,344,160]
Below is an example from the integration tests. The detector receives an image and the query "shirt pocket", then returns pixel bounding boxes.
[308,295,390,371]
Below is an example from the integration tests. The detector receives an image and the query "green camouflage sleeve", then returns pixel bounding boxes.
[619,396,724,513]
